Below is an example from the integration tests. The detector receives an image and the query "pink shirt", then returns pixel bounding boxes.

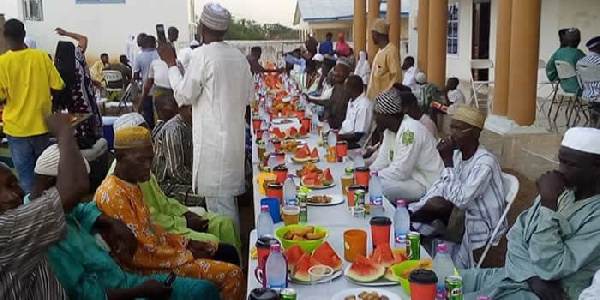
[336,41,351,57]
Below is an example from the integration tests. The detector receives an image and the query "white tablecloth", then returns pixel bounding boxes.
[249,124,430,299]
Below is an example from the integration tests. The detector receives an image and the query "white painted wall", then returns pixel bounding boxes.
[20,0,191,61]
[0,0,20,19]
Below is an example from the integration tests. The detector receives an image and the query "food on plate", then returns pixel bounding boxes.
[296,162,322,177]
[271,126,306,140]
[308,195,332,204]
[343,291,391,300]
[346,255,385,283]
[292,253,320,282]
[369,244,397,268]
[300,165,333,188]
[312,242,343,271]
[310,148,319,159]
[282,140,300,153]
[284,245,306,271]
[282,226,325,241]
[383,267,400,282]
[299,124,308,136]
[293,145,318,163]
[397,259,433,279]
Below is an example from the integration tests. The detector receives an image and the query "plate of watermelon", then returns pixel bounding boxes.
[301,168,335,189]
[292,145,320,163]
[344,244,408,287]
[286,242,345,284]
[271,126,309,141]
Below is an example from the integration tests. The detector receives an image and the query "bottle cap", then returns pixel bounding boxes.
[396,199,407,207]
[437,243,448,253]
[270,244,281,252]
[369,216,392,226]
[408,269,438,284]
[345,167,354,175]
[371,171,379,176]
[260,205,270,212]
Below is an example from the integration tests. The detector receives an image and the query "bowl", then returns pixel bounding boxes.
[275,224,329,253]
[390,260,422,295]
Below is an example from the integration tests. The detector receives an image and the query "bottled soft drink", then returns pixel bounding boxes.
[393,200,411,247]
[353,149,365,168]
[283,174,297,205]
[265,244,288,289]
[433,243,456,295]
[257,205,274,238]
[369,171,384,216]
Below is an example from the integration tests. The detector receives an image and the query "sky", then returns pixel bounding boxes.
[195,0,297,27]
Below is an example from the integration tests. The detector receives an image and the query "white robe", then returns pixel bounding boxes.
[168,42,253,197]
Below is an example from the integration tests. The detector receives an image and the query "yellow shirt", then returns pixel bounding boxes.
[90,60,106,84]
[0,49,64,137]
[367,43,401,100]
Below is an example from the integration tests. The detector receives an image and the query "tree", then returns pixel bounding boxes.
[221,17,298,41]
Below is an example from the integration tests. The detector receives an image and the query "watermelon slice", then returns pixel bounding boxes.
[284,245,305,272]
[322,168,333,185]
[369,244,396,268]
[346,255,385,283]
[310,148,319,159]
[384,267,400,282]
[289,127,299,138]
[292,253,319,282]
[391,248,409,265]
[312,242,343,271]
[299,125,308,137]
[295,148,309,159]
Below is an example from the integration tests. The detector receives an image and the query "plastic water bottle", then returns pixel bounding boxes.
[327,131,337,147]
[322,120,331,134]
[257,205,274,238]
[265,244,288,289]
[283,174,297,205]
[311,109,319,133]
[353,149,365,168]
[393,200,411,247]
[369,171,384,216]
[433,243,456,296]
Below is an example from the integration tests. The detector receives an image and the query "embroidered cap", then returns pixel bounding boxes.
[374,90,402,115]
[452,106,486,129]
[200,2,231,32]
[561,127,600,155]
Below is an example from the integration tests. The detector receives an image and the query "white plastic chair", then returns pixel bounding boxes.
[537,59,558,116]
[469,60,494,110]
[547,61,579,130]
[575,63,600,126]
[476,173,519,268]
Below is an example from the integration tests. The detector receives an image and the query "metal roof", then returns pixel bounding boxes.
[295,0,410,24]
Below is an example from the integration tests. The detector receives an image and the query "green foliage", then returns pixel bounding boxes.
[222,18,298,41]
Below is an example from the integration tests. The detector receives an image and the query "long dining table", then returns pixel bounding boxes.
[246,117,429,299]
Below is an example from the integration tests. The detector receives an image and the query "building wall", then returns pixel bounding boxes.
[0,0,19,19]
[20,0,191,61]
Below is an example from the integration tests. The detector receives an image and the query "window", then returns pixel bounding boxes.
[22,0,43,21]
[76,0,125,3]
[447,3,459,55]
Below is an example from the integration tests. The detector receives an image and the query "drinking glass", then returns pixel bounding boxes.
[309,265,334,297]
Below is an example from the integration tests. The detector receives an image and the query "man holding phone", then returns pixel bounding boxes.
[158,2,252,231]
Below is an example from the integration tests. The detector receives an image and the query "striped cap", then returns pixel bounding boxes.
[374,89,402,115]
[200,2,231,31]
[35,144,90,176]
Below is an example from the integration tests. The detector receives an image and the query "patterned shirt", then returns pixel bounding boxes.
[0,187,68,300]
[577,52,600,102]
[152,115,193,187]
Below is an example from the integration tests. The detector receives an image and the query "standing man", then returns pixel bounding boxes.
[306,61,351,130]
[336,33,351,57]
[159,2,252,230]
[133,35,160,128]
[305,34,318,57]
[401,56,418,93]
[247,46,278,74]
[0,19,64,193]
[367,18,401,101]
[168,26,179,48]
[577,36,600,127]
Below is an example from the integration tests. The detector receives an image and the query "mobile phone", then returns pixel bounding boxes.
[163,271,177,286]
[156,24,167,43]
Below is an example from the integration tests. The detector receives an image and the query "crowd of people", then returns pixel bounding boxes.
[1,1,600,299]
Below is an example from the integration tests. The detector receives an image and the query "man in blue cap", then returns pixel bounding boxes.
[577,36,600,127]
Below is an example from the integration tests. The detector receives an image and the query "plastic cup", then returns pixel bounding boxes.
[343,229,367,262]
[255,237,280,287]
[275,151,286,164]
[296,110,306,120]
[370,216,392,249]
[354,167,371,186]
[273,165,288,184]
[281,205,300,225]
[336,141,348,161]
[260,197,281,223]
[273,140,282,151]
[408,269,438,300]
[301,118,311,132]
[266,183,283,203]
[252,118,262,132]
[257,130,265,139]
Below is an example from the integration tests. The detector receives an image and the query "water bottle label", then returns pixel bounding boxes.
[395,235,412,257]
[370,196,383,206]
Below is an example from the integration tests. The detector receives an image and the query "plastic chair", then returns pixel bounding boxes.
[476,173,519,268]
[576,63,600,127]
[537,59,558,117]
[547,61,579,131]
[469,60,494,110]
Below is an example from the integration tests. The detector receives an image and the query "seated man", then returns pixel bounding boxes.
[409,106,506,269]
[95,126,243,300]
[338,75,372,150]
[460,127,600,300]
[30,145,220,300]
[151,89,179,139]
[546,28,586,95]
[306,61,351,130]
[0,114,89,299]
[399,87,438,138]
[577,36,600,127]
[109,113,240,251]
[370,89,443,201]
[445,77,468,114]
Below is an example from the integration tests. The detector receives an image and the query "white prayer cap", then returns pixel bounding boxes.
[415,72,427,84]
[113,113,146,134]
[336,58,350,68]
[190,40,200,47]
[561,127,600,155]
[200,2,231,32]
[312,53,324,62]
[35,144,90,176]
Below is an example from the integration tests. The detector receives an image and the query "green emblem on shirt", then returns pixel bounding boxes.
[402,131,415,145]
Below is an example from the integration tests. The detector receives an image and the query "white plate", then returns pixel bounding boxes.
[343,265,399,287]
[307,195,344,206]
[301,179,337,190]
[272,118,295,125]
[290,269,344,285]
[332,288,405,300]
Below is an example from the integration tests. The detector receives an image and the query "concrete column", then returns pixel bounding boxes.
[492,0,512,116]
[367,0,380,64]
[387,0,401,50]
[417,0,430,72]
[507,0,541,125]
[354,0,367,62]
[426,0,448,87]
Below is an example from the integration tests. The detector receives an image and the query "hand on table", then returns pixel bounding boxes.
[527,276,564,300]
[188,240,217,259]
[184,211,209,233]
[537,170,566,211]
